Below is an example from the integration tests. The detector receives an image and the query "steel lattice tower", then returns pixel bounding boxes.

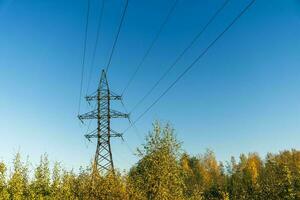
[78,70,128,172]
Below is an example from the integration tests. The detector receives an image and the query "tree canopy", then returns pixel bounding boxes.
[1,122,300,199]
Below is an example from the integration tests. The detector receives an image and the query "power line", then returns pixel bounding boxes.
[122,138,136,155]
[85,103,97,135]
[86,0,105,95]
[129,0,230,114]
[105,0,129,74]
[78,0,91,114]
[123,0,256,133]
[121,0,179,96]
[121,100,144,143]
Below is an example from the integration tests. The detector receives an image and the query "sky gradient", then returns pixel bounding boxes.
[0,0,300,171]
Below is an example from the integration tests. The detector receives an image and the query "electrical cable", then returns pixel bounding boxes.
[123,0,256,133]
[121,0,179,96]
[105,0,129,74]
[86,0,105,95]
[129,0,230,114]
[78,0,91,114]
[121,100,144,143]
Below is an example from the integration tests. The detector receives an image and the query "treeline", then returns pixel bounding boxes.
[1,122,300,199]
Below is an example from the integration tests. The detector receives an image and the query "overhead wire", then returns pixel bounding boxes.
[122,139,136,155]
[121,0,179,96]
[78,0,91,114]
[120,100,144,143]
[86,0,105,95]
[105,0,129,74]
[123,0,256,133]
[83,103,96,148]
[129,0,230,114]
[85,103,97,135]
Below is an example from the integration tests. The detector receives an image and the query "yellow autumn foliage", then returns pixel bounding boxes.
[1,122,300,199]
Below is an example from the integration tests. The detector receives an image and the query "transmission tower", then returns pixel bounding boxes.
[78,69,129,173]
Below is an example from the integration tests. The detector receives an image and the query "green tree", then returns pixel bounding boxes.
[279,165,295,200]
[93,171,128,200]
[129,122,184,200]
[227,153,262,200]
[59,170,78,199]
[50,162,62,200]
[31,154,51,199]
[8,152,30,200]
[259,152,298,200]
[0,162,9,200]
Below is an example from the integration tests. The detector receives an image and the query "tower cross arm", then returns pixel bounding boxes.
[78,109,98,122]
[85,130,97,140]
[78,109,128,123]
[85,94,122,101]
[110,129,123,138]
[84,129,122,140]
[110,109,129,118]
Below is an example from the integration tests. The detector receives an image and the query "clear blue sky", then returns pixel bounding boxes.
[0,0,300,171]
